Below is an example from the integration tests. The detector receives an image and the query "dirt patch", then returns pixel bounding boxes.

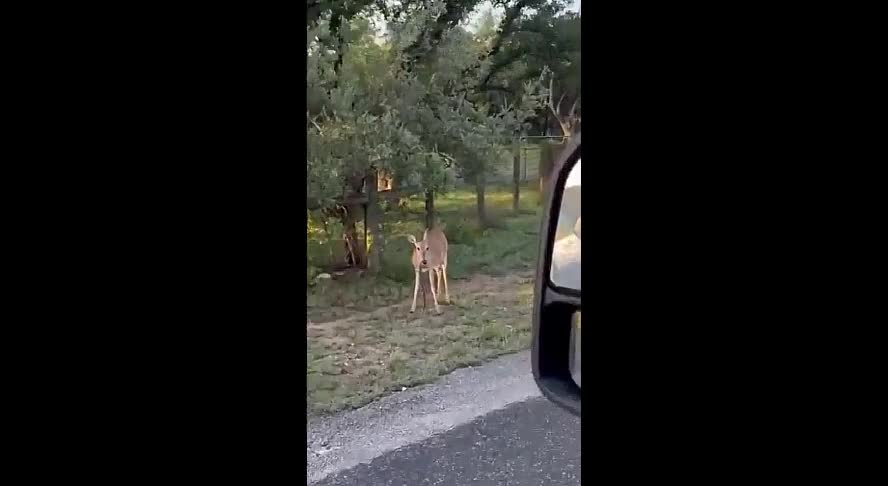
[307,271,535,417]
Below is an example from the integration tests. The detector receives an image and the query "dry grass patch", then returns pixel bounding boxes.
[307,272,534,417]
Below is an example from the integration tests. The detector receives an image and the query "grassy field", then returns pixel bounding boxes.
[307,182,542,319]
[307,182,543,416]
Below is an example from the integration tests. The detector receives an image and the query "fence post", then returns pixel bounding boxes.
[512,137,521,213]
[523,146,528,182]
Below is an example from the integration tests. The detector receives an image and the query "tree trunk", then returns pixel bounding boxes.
[539,148,551,206]
[539,142,563,206]
[523,146,528,182]
[343,204,365,268]
[320,214,334,266]
[340,171,368,267]
[363,203,367,261]
[425,190,436,229]
[329,12,345,80]
[391,174,401,208]
[366,169,381,273]
[475,172,489,227]
[512,138,521,213]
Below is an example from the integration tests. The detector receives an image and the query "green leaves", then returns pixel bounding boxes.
[307,1,553,207]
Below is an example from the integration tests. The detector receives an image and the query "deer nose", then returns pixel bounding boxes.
[421,260,428,265]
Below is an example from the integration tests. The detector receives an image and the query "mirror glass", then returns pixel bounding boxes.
[550,159,581,291]
[570,312,581,388]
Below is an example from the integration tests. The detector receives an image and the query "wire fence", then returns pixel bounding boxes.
[487,135,567,185]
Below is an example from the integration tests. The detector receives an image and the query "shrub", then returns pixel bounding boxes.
[442,219,481,245]
[380,249,415,283]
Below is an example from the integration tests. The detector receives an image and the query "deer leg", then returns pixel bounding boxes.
[442,263,450,304]
[428,269,441,314]
[435,268,442,295]
[436,268,448,305]
[410,270,420,313]
[421,274,427,311]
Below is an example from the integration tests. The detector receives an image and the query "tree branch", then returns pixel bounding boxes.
[307,112,324,134]
[568,96,579,118]
[403,0,484,69]
[478,0,530,88]
[483,84,515,95]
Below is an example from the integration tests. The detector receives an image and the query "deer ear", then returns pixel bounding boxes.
[407,235,416,244]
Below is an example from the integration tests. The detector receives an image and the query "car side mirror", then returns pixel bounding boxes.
[532,133,581,416]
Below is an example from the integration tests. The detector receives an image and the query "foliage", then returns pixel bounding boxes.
[307,3,550,210]
[477,4,581,134]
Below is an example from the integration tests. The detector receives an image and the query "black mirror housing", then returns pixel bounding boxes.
[532,133,582,416]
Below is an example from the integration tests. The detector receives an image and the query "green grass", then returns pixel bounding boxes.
[307,183,542,320]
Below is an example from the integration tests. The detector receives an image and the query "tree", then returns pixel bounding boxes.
[308,12,455,268]
[472,6,581,201]
[474,7,581,135]
[307,0,551,270]
[386,5,550,228]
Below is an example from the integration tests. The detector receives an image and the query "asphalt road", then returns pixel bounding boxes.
[312,397,581,486]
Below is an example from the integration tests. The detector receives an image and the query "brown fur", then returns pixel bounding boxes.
[407,228,450,313]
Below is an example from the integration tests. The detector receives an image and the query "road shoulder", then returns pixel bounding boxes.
[307,351,540,484]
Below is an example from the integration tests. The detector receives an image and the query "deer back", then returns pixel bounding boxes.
[421,227,448,268]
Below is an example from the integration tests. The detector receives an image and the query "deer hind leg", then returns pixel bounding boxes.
[410,270,420,313]
[441,263,450,304]
[428,269,441,314]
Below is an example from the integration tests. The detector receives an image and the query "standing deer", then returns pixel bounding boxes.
[407,228,450,314]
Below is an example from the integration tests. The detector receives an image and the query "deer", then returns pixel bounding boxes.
[407,227,450,314]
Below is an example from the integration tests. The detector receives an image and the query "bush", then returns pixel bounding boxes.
[482,218,507,231]
[380,249,415,283]
[442,219,481,245]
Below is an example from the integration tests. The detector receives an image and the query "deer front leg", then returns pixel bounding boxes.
[428,269,441,314]
[439,263,450,304]
[410,270,420,313]
[436,268,448,305]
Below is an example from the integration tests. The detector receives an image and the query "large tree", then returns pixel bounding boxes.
[468,4,580,135]
[307,0,552,273]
